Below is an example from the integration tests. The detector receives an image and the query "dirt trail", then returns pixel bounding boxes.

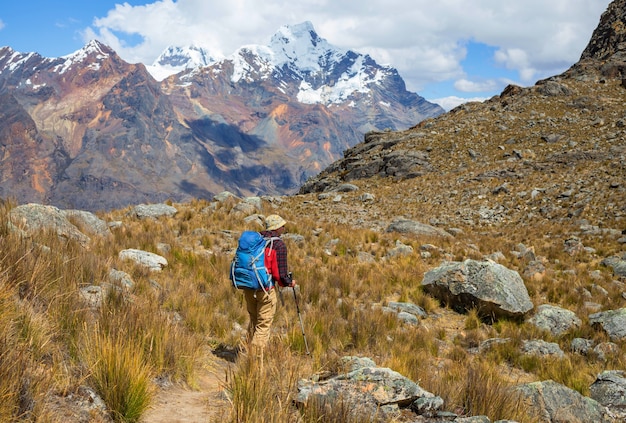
[141,352,233,423]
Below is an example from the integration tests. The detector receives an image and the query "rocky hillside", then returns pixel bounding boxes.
[0,23,442,211]
[297,3,626,236]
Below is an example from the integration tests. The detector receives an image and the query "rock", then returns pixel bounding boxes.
[387,301,428,319]
[108,269,134,289]
[590,370,626,419]
[589,308,626,341]
[385,240,414,258]
[386,218,453,238]
[517,380,612,423]
[129,203,177,219]
[296,360,437,422]
[332,183,359,192]
[357,251,376,263]
[521,340,565,358]
[527,304,582,336]
[213,191,240,202]
[564,237,585,255]
[119,249,168,272]
[231,201,257,215]
[242,196,263,210]
[340,356,377,372]
[593,342,620,361]
[601,255,626,277]
[421,259,533,321]
[9,203,91,248]
[62,209,111,237]
[412,395,444,415]
[79,285,105,308]
[571,338,594,355]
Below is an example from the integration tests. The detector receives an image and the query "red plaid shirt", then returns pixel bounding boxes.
[261,230,290,286]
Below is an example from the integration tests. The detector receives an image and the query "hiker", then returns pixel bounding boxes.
[244,214,295,354]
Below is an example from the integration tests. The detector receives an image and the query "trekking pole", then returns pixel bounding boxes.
[292,285,310,356]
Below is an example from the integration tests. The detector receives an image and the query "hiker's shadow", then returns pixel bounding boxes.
[211,344,241,363]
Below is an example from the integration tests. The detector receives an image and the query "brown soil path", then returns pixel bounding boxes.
[141,351,233,423]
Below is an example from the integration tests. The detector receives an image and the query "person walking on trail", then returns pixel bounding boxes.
[244,214,296,356]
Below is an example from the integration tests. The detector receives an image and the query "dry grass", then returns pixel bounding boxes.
[1,114,624,423]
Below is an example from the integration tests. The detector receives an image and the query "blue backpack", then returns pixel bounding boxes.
[230,231,276,291]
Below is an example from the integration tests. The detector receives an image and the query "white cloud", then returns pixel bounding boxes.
[0,19,5,31]
[454,78,500,93]
[430,96,489,112]
[82,0,611,94]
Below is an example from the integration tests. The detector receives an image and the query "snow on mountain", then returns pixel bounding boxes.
[150,21,397,106]
[146,45,220,81]
[53,40,111,74]
[228,21,393,106]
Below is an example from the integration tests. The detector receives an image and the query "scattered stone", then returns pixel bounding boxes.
[119,249,168,272]
[589,308,626,341]
[129,203,177,219]
[590,370,626,419]
[601,255,626,277]
[63,209,111,237]
[108,269,134,289]
[521,340,565,358]
[564,237,585,255]
[332,183,359,192]
[387,301,428,319]
[386,218,453,238]
[9,203,91,248]
[527,304,581,336]
[359,193,375,202]
[296,358,437,422]
[213,191,240,202]
[517,380,612,423]
[385,240,414,258]
[593,342,620,361]
[571,338,594,355]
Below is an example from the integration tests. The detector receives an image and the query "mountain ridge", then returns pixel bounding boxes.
[0,22,443,211]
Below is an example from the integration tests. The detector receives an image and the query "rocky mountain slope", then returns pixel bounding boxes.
[297,4,626,236]
[0,22,442,211]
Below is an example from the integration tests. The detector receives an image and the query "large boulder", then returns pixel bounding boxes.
[517,380,612,423]
[589,308,626,341]
[421,259,533,321]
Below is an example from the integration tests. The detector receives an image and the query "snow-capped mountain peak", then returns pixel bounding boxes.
[54,40,112,74]
[267,21,339,72]
[228,21,391,106]
[147,45,221,81]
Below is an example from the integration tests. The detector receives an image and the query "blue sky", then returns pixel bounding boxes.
[0,0,611,110]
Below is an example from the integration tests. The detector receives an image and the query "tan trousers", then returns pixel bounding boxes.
[244,288,277,350]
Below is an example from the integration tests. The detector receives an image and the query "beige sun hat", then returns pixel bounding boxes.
[265,214,287,231]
